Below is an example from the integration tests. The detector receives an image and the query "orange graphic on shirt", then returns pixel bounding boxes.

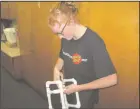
[72,53,82,64]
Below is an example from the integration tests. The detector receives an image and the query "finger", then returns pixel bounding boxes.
[63,89,70,95]
[63,89,67,94]
[65,86,70,89]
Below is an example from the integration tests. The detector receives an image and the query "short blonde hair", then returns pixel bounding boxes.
[48,2,79,27]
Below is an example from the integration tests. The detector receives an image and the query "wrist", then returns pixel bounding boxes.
[77,84,87,92]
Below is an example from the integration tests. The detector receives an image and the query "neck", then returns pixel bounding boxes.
[73,24,87,40]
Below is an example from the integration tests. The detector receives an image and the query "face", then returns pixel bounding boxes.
[49,19,75,40]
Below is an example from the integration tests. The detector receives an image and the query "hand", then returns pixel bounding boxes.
[54,68,63,81]
[63,84,80,95]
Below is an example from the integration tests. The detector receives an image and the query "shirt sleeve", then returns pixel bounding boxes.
[91,33,117,79]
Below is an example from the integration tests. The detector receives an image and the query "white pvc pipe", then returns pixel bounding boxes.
[45,78,81,109]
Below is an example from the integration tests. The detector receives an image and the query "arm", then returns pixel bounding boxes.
[54,38,64,81]
[64,33,118,94]
[78,73,117,91]
[53,58,64,81]
[78,34,118,91]
[64,73,117,94]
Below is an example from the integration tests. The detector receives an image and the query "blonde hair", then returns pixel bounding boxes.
[48,2,79,27]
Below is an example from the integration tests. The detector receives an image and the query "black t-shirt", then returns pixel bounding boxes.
[59,27,117,104]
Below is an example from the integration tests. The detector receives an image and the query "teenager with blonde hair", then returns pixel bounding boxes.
[48,2,117,109]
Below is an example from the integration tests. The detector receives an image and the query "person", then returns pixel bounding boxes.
[48,2,118,109]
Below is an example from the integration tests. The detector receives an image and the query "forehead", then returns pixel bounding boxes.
[48,11,68,25]
[48,13,67,33]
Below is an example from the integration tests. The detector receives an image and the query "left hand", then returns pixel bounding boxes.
[63,84,80,95]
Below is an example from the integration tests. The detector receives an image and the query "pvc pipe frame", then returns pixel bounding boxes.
[46,78,81,109]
